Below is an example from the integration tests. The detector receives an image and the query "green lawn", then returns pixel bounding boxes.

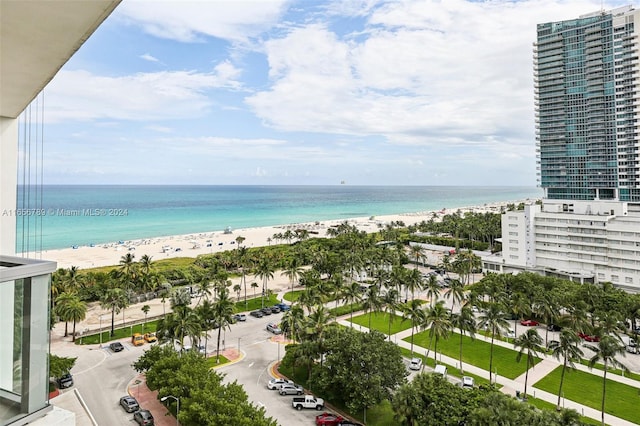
[577,357,640,382]
[535,366,640,424]
[206,354,230,368]
[235,294,280,312]
[398,347,494,388]
[350,312,412,335]
[77,320,159,345]
[526,396,601,425]
[405,331,542,380]
[283,290,303,302]
[329,303,363,317]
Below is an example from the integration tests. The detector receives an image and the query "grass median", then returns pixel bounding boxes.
[350,312,412,335]
[405,330,542,380]
[534,365,640,424]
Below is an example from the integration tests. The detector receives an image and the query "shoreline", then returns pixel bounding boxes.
[36,199,529,270]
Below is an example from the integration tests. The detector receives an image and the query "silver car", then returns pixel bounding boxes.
[267,378,293,390]
[266,322,282,334]
[278,383,303,395]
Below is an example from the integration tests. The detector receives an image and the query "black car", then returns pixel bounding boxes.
[270,305,281,313]
[133,409,154,425]
[261,307,273,315]
[57,373,73,389]
[547,324,562,332]
[250,310,264,318]
[119,395,140,413]
[109,342,125,352]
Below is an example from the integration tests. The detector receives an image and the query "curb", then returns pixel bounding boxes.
[211,349,245,369]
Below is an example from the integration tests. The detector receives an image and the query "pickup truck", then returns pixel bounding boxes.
[292,395,324,410]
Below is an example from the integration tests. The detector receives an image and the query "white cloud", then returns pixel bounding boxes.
[140,53,160,62]
[245,0,619,151]
[46,66,243,122]
[116,0,292,43]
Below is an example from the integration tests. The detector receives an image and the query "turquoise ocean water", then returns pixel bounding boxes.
[15,185,542,251]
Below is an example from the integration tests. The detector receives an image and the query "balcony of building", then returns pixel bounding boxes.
[0,256,56,426]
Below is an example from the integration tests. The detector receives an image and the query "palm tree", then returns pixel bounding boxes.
[341,281,363,323]
[405,268,423,301]
[157,305,201,350]
[514,328,543,400]
[284,257,304,296]
[304,305,335,369]
[403,299,426,356]
[509,292,531,340]
[585,335,629,425]
[535,292,559,346]
[55,293,86,341]
[251,281,259,300]
[119,253,137,286]
[195,298,215,352]
[255,257,275,308]
[100,287,128,336]
[444,279,465,311]
[213,287,235,362]
[362,284,383,330]
[54,292,76,337]
[235,245,249,307]
[409,243,425,269]
[424,300,452,363]
[549,329,584,409]
[281,304,305,342]
[478,302,510,384]
[139,254,153,277]
[141,304,150,333]
[233,283,241,301]
[450,305,476,373]
[425,274,441,307]
[382,288,400,341]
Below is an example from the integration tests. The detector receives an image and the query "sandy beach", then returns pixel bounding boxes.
[40,201,520,270]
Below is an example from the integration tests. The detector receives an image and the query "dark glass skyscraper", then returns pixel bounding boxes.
[535,6,640,201]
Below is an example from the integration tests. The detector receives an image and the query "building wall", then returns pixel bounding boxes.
[0,117,18,256]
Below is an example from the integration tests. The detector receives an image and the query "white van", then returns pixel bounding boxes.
[434,364,447,378]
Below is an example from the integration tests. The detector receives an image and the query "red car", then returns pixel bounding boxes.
[520,319,539,327]
[316,412,345,426]
[578,332,600,342]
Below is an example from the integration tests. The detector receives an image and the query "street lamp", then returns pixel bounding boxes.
[161,395,180,426]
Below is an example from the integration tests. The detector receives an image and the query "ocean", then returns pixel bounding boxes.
[14,185,542,251]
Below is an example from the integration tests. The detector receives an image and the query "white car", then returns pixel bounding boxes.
[409,358,422,371]
[504,329,516,338]
[267,378,293,390]
[461,376,475,388]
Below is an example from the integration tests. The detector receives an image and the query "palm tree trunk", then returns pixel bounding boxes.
[459,333,464,374]
[558,357,567,409]
[489,330,495,384]
[602,363,607,426]
[216,325,222,362]
[111,308,116,336]
[410,323,415,355]
[523,359,529,399]
[72,320,77,342]
[64,321,69,337]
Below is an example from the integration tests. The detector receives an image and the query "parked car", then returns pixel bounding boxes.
[57,373,74,389]
[279,383,304,395]
[109,342,124,352]
[276,303,291,311]
[233,313,247,322]
[520,319,539,327]
[338,422,364,426]
[503,328,516,338]
[261,307,273,315]
[316,412,345,425]
[133,409,154,425]
[547,324,562,332]
[292,395,324,410]
[461,376,475,388]
[144,332,157,343]
[267,322,282,334]
[250,310,264,318]
[198,345,206,354]
[409,357,422,370]
[119,395,140,413]
[578,332,600,342]
[270,305,281,313]
[131,333,145,346]
[267,377,294,390]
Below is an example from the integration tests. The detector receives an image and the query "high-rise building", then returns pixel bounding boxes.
[483,6,640,292]
[535,5,640,201]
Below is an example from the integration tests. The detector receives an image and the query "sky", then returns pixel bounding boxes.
[32,0,632,186]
